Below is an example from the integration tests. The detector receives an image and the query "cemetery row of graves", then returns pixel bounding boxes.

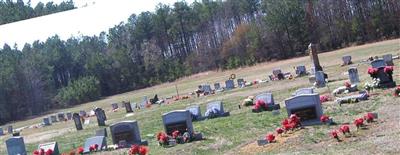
[1,43,399,154]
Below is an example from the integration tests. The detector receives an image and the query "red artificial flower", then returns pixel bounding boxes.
[289,114,300,128]
[330,130,340,141]
[384,66,394,74]
[394,86,400,97]
[276,128,284,135]
[320,95,329,103]
[33,150,40,155]
[339,125,350,134]
[77,147,84,154]
[354,118,364,129]
[253,100,266,110]
[129,145,140,155]
[89,145,95,152]
[344,81,351,88]
[45,149,53,155]
[172,130,180,139]
[265,133,275,143]
[320,115,330,123]
[367,67,378,75]
[138,146,149,155]
[364,113,375,123]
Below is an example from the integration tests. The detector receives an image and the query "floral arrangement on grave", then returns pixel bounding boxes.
[265,133,275,143]
[33,149,53,155]
[319,95,329,103]
[367,67,379,79]
[320,115,330,124]
[394,86,400,97]
[282,114,301,131]
[252,100,269,112]
[344,81,351,88]
[242,96,254,106]
[384,66,394,75]
[89,144,99,152]
[128,144,149,155]
[156,130,192,147]
[330,130,340,142]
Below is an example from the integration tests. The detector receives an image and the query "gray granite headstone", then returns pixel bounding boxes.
[214,83,221,90]
[38,142,59,155]
[315,71,326,87]
[201,85,212,94]
[66,112,72,120]
[225,80,235,90]
[348,67,360,84]
[254,93,275,105]
[284,94,323,126]
[43,117,51,126]
[186,105,202,120]
[83,136,107,153]
[296,65,307,76]
[111,103,119,110]
[6,136,26,155]
[383,54,393,66]
[8,125,13,134]
[95,108,106,126]
[57,113,65,121]
[162,110,194,136]
[95,128,108,137]
[206,101,229,117]
[272,68,282,76]
[79,111,87,117]
[73,113,83,130]
[110,121,147,147]
[237,79,245,88]
[292,88,314,96]
[342,55,352,65]
[50,115,58,123]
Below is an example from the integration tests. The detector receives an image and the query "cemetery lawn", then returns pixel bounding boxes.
[1,39,400,154]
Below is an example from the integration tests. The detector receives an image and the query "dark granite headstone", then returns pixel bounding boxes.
[315,71,326,87]
[38,142,60,155]
[95,108,106,126]
[73,113,83,130]
[162,110,195,136]
[43,117,51,126]
[6,137,26,155]
[83,136,107,153]
[57,113,65,121]
[348,67,360,84]
[110,121,148,147]
[214,83,221,90]
[237,79,245,88]
[66,112,72,120]
[124,101,133,113]
[79,111,87,117]
[225,80,235,90]
[342,55,352,65]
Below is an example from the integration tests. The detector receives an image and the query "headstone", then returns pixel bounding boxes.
[95,108,106,126]
[370,60,396,88]
[214,83,221,90]
[292,88,314,96]
[57,113,65,121]
[110,121,148,147]
[66,112,72,120]
[162,110,194,136]
[348,67,360,84]
[201,84,212,94]
[73,113,83,130]
[310,67,316,75]
[309,43,322,71]
[50,115,58,123]
[383,54,394,66]
[272,69,282,76]
[342,55,352,65]
[7,125,13,134]
[284,94,323,126]
[79,111,87,117]
[139,96,148,109]
[254,93,275,105]
[38,142,60,155]
[237,79,245,88]
[6,137,26,155]
[296,65,307,76]
[83,136,107,153]
[124,101,133,113]
[205,101,230,118]
[315,71,326,87]
[95,128,108,137]
[111,103,119,110]
[225,80,235,90]
[43,117,51,126]
[0,127,4,136]
[186,105,202,121]
[371,59,386,68]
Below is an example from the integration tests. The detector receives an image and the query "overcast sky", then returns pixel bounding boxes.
[0,0,193,48]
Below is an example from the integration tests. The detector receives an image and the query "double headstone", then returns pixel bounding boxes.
[348,67,360,84]
[110,121,148,148]
[95,108,106,126]
[315,71,326,87]
[6,137,26,155]
[186,105,202,121]
[38,142,60,155]
[73,113,83,130]
[83,136,107,153]
[43,117,51,126]
[285,94,323,126]
[342,55,352,65]
[225,80,235,90]
[124,101,133,113]
[383,54,394,66]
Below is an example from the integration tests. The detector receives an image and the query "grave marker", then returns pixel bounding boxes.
[6,137,26,155]
[296,65,307,76]
[43,117,51,126]
[201,84,212,94]
[57,113,65,121]
[79,111,87,117]
[162,110,203,141]
[110,121,148,147]
[348,67,360,84]
[370,59,396,88]
[214,83,221,90]
[186,105,202,121]
[205,101,230,118]
[38,142,60,155]
[342,55,352,65]
[95,108,106,126]
[124,101,133,113]
[73,113,83,130]
[0,127,4,136]
[237,79,245,88]
[50,115,58,123]
[8,125,13,134]
[225,80,235,90]
[383,54,394,66]
[111,103,119,110]
[83,136,107,153]
[315,71,326,87]
[66,112,72,120]
[285,94,323,126]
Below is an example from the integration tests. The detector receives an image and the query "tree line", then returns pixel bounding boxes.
[0,0,399,124]
[0,0,75,25]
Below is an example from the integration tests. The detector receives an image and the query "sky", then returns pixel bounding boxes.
[0,0,193,49]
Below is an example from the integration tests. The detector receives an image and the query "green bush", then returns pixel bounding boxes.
[55,76,100,106]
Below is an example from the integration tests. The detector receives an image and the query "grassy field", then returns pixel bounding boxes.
[0,39,399,154]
